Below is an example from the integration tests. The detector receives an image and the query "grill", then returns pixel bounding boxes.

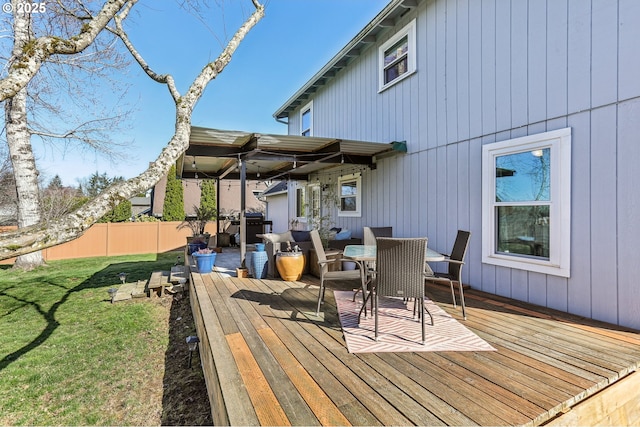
[231,213,273,244]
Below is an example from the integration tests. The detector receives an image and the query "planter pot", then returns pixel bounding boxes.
[251,250,269,279]
[275,252,305,281]
[193,252,216,273]
[217,232,230,247]
[342,261,357,271]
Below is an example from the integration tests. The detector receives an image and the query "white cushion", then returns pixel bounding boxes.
[260,231,294,244]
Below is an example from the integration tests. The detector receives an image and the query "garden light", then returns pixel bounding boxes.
[107,287,118,303]
[186,335,200,368]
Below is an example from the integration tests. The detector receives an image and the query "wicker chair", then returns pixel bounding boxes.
[363,226,393,246]
[369,237,433,344]
[425,230,471,319]
[310,230,362,316]
[361,226,393,286]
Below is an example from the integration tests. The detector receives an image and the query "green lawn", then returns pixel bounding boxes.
[0,252,211,426]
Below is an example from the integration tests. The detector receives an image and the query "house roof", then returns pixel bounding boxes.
[177,126,404,181]
[273,0,422,120]
[261,181,288,197]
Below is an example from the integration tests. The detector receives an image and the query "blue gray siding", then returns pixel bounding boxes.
[286,0,640,329]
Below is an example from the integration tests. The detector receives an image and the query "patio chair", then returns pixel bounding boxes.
[363,226,393,246]
[362,226,393,277]
[310,230,363,316]
[370,237,433,344]
[425,230,471,319]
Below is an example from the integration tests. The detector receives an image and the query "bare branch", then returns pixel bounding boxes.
[0,0,128,102]
[109,1,180,101]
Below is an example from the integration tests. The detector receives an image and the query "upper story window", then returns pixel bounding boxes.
[482,128,572,277]
[378,19,416,92]
[300,101,313,136]
[338,173,361,217]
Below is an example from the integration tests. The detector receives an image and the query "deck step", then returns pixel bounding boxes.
[112,282,136,302]
[131,280,148,298]
[148,271,170,297]
[111,280,149,302]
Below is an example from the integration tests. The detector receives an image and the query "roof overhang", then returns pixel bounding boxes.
[177,127,405,181]
[273,0,423,120]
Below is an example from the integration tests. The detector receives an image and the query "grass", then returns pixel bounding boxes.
[0,252,211,426]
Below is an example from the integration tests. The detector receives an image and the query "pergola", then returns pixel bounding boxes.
[176,126,406,267]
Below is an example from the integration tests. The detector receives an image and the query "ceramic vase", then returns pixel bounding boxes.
[275,252,305,281]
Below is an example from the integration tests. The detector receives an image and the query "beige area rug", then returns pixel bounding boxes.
[334,290,496,353]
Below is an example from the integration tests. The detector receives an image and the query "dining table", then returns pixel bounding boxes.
[343,244,445,318]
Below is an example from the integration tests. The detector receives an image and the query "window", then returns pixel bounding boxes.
[309,185,321,220]
[300,101,312,137]
[482,128,571,277]
[378,19,416,91]
[338,174,361,217]
[295,187,306,218]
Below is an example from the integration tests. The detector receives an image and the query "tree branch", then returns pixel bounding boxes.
[0,0,266,260]
[0,0,128,102]
[109,0,180,102]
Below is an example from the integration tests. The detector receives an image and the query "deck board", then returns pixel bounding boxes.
[190,268,640,426]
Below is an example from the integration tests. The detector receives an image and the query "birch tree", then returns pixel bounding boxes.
[0,0,265,263]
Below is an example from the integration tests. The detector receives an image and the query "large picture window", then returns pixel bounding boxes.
[378,19,416,92]
[482,128,571,277]
[338,174,361,217]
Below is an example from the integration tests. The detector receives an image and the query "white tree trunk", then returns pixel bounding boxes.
[5,6,44,269]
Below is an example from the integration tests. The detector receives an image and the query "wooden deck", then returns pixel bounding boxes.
[189,269,640,426]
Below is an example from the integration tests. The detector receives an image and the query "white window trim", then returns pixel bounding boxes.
[378,19,417,92]
[338,173,361,218]
[300,100,313,137]
[481,128,572,277]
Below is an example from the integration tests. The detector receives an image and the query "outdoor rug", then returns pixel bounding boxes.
[334,290,496,353]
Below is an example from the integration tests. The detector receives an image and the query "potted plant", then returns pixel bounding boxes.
[216,209,237,247]
[192,247,216,273]
[179,205,217,254]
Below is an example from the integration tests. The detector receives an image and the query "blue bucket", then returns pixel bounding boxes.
[193,252,216,273]
[255,243,265,252]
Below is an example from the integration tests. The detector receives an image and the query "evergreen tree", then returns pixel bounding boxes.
[200,179,217,212]
[47,175,63,190]
[163,165,184,221]
[99,198,132,223]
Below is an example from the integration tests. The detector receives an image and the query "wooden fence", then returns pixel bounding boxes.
[0,222,218,264]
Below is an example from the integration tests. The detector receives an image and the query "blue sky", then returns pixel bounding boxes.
[32,0,389,186]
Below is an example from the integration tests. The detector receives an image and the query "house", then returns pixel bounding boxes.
[151,174,267,221]
[129,196,151,216]
[260,180,289,232]
[268,0,640,331]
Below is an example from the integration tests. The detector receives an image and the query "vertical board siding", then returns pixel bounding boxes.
[566,111,592,319]
[617,98,640,328]
[590,105,618,325]
[618,1,640,100]
[284,0,640,329]
[546,0,569,119]
[591,0,618,107]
